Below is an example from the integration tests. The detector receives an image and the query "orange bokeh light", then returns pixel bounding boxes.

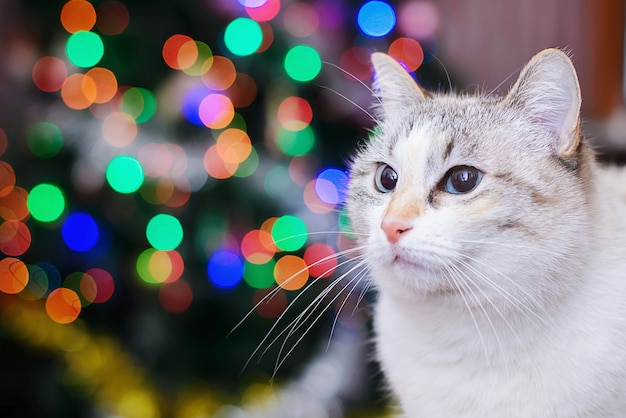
[61,0,97,34]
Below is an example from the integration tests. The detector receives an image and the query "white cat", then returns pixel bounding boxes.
[346,49,626,417]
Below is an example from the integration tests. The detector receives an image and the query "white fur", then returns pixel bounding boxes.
[348,49,626,417]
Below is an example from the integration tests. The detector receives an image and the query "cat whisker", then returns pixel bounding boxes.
[239,247,369,374]
[447,259,535,366]
[316,85,378,123]
[443,258,507,366]
[322,60,380,103]
[487,62,525,97]
[431,54,453,93]
[272,259,370,377]
[456,252,558,334]
[327,265,371,350]
[438,258,492,366]
[264,256,368,373]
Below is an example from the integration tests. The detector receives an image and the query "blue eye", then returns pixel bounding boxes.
[375,163,398,193]
[443,166,483,194]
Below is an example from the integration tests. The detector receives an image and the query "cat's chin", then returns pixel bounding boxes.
[371,251,457,296]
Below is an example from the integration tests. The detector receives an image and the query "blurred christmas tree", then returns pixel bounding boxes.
[0,0,447,416]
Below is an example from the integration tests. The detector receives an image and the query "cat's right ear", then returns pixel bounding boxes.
[371,53,429,117]
[503,49,582,158]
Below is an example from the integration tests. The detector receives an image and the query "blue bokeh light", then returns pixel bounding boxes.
[62,212,99,252]
[315,167,349,205]
[182,87,211,126]
[208,250,244,289]
[357,1,396,37]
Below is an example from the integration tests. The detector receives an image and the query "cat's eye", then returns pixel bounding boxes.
[442,166,483,194]
[375,164,398,193]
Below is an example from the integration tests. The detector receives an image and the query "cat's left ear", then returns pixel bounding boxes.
[371,52,429,117]
[504,48,581,157]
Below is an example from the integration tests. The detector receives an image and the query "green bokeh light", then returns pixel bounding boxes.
[121,88,157,124]
[338,207,355,238]
[224,18,263,56]
[234,147,259,178]
[136,248,159,284]
[146,214,183,251]
[106,155,144,194]
[65,31,104,68]
[27,122,63,158]
[284,45,322,82]
[27,183,65,223]
[243,259,276,289]
[271,215,308,252]
[276,125,315,156]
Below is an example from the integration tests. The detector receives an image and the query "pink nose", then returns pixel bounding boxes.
[381,218,413,243]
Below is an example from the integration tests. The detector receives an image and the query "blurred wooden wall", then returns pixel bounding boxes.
[438,0,625,119]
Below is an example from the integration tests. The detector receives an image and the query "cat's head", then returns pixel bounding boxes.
[347,49,594,305]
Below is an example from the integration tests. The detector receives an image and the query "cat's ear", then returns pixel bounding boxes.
[504,48,581,157]
[371,52,429,117]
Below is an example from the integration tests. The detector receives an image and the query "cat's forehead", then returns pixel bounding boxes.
[379,95,503,152]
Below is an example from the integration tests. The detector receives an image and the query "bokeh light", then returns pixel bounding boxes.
[121,87,157,123]
[277,97,312,131]
[96,0,130,35]
[314,167,349,205]
[201,56,237,91]
[226,72,257,107]
[85,67,118,103]
[241,229,276,264]
[27,122,64,158]
[27,183,65,223]
[245,0,280,22]
[243,259,276,289]
[162,34,196,70]
[102,112,138,147]
[0,161,16,197]
[224,18,263,56]
[304,243,338,278]
[216,128,252,164]
[0,129,6,157]
[0,220,31,256]
[339,47,372,80]
[233,146,260,178]
[22,264,50,300]
[159,279,193,313]
[283,3,319,38]
[61,73,97,110]
[398,1,440,39]
[182,41,213,77]
[357,1,396,37]
[271,215,307,251]
[199,94,234,129]
[86,267,115,303]
[253,287,287,318]
[276,125,315,156]
[64,271,95,306]
[388,37,424,72]
[0,257,29,294]
[146,214,183,251]
[62,212,99,252]
[204,144,239,179]
[106,155,145,194]
[0,186,30,221]
[46,287,81,324]
[284,45,321,82]
[274,254,308,291]
[61,0,97,33]
[65,31,104,68]
[208,250,244,289]
[32,56,68,92]
[136,249,184,284]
